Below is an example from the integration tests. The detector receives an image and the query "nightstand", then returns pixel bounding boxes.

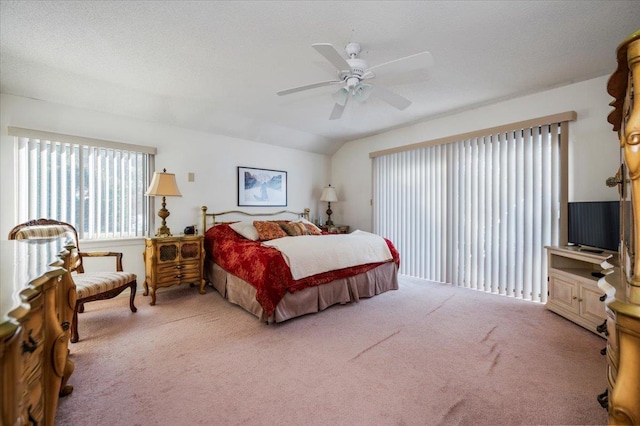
[320,224,350,234]
[143,234,205,305]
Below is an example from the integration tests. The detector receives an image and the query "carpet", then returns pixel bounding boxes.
[56,276,608,425]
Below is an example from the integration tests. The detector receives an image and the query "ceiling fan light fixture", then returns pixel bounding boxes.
[353,83,373,103]
[332,87,349,106]
[345,76,360,89]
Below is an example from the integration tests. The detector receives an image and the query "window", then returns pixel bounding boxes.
[371,112,575,303]
[11,127,157,240]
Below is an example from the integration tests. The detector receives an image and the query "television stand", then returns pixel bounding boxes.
[545,246,614,335]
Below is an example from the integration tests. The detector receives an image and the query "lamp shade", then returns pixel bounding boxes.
[320,185,338,202]
[145,169,182,197]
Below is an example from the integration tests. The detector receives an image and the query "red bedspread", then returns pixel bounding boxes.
[204,223,400,316]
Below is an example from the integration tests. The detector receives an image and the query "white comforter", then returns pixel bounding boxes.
[261,230,393,280]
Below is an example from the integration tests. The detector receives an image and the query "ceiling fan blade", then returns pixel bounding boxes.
[312,43,351,71]
[277,80,341,96]
[329,96,349,120]
[371,85,412,110]
[361,71,376,80]
[367,51,434,76]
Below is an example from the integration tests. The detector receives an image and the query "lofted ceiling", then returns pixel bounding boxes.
[1,1,639,155]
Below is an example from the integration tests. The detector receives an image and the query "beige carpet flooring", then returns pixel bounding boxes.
[56,276,609,425]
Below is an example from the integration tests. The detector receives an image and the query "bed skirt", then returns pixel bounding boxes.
[204,260,399,323]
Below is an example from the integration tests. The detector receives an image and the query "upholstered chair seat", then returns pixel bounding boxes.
[9,219,137,342]
[73,272,137,299]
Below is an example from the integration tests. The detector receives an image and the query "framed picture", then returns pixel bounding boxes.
[238,166,287,207]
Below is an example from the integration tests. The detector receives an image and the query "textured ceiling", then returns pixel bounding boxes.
[1,1,639,155]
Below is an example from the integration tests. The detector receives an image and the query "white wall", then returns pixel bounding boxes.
[0,75,619,281]
[0,93,331,284]
[332,75,621,233]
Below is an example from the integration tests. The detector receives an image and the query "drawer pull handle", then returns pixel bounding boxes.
[597,389,608,409]
[600,346,607,356]
[599,294,606,302]
[596,320,607,334]
[175,265,183,269]
[175,275,183,279]
[28,404,37,424]
[61,321,70,332]
[22,331,38,354]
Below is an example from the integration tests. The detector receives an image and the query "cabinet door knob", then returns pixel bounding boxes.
[597,320,608,334]
[572,296,577,300]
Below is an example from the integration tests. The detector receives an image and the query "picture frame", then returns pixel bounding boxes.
[238,166,287,207]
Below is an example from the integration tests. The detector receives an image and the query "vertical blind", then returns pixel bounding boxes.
[373,114,573,303]
[12,127,156,240]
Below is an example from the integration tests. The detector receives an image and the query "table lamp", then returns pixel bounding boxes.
[320,184,338,226]
[145,168,182,236]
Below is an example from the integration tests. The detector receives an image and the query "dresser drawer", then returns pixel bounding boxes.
[23,366,43,404]
[21,333,44,381]
[21,298,45,378]
[605,310,618,366]
[21,328,44,425]
[607,362,617,389]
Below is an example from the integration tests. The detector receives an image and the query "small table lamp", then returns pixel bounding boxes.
[146,168,182,236]
[320,184,338,226]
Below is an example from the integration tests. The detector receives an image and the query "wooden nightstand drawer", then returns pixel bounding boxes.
[156,268,201,284]
[157,260,200,274]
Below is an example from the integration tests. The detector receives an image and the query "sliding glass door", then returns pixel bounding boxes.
[372,116,572,303]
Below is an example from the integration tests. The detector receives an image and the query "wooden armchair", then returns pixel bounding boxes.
[8,219,137,343]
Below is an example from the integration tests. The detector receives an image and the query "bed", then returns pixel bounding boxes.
[200,206,400,323]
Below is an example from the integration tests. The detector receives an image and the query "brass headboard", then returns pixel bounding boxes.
[201,206,311,233]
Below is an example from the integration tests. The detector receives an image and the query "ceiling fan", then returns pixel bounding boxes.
[277,42,434,120]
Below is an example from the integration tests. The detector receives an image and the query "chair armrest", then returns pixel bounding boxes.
[78,251,124,271]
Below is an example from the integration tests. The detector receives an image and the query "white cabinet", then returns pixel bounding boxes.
[545,246,612,336]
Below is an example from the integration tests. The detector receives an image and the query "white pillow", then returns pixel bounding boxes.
[229,221,259,241]
[293,217,322,233]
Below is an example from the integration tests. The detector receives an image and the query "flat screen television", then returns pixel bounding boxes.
[567,201,620,252]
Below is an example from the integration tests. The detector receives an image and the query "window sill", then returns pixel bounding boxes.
[79,237,146,249]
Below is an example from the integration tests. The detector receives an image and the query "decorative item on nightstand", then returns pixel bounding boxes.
[146,168,182,237]
[320,184,338,226]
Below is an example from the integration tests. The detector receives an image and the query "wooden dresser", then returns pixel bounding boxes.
[599,29,640,425]
[1,238,76,425]
[143,235,205,305]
